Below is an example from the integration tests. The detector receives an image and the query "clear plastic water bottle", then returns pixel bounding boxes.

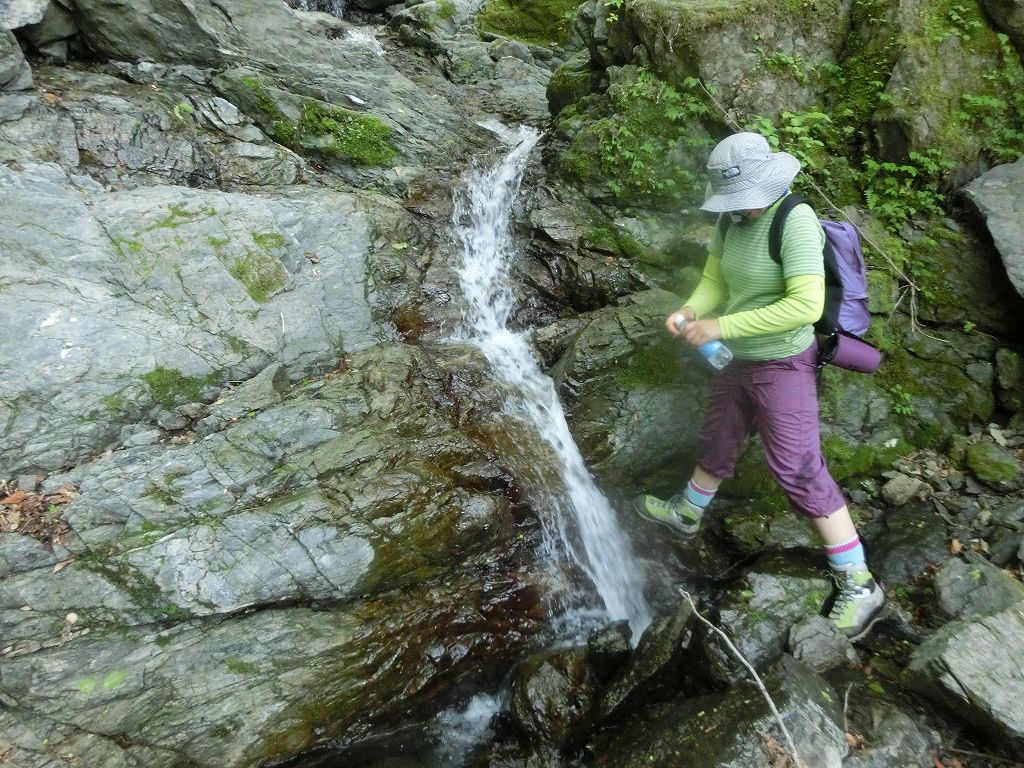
[674,316,733,370]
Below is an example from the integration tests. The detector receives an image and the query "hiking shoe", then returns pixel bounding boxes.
[827,567,886,641]
[634,494,701,536]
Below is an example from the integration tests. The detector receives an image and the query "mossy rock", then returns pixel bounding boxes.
[966,438,1022,489]
[552,66,713,209]
[476,0,582,47]
[547,50,602,116]
[218,71,398,168]
[872,0,1024,170]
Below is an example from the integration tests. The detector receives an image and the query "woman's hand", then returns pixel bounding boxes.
[680,318,722,347]
[666,307,696,336]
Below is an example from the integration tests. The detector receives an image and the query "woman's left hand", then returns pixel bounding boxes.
[680,318,722,347]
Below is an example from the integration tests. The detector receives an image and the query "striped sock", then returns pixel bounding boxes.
[683,477,716,516]
[824,535,867,570]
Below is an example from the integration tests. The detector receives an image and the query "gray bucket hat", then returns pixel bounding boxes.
[700,132,801,213]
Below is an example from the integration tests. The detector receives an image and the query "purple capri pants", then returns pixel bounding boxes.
[697,342,846,518]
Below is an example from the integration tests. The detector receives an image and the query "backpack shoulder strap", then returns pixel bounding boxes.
[716,213,731,241]
[767,192,811,265]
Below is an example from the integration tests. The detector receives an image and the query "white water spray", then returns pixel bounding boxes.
[294,0,344,18]
[346,29,385,56]
[452,122,651,640]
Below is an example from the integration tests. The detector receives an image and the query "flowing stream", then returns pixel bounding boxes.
[452,122,652,641]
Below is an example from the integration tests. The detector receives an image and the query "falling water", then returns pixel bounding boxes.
[452,122,652,641]
[290,0,345,18]
[345,29,385,56]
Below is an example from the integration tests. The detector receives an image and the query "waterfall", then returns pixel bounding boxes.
[290,0,345,18]
[452,122,652,641]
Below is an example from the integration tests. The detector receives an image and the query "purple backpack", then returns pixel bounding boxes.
[767,194,881,373]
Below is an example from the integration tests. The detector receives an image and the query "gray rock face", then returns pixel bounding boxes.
[788,615,858,673]
[981,0,1024,47]
[0,0,48,30]
[0,161,386,474]
[701,556,832,686]
[964,156,1024,298]
[593,655,848,768]
[0,342,546,767]
[906,603,1024,753]
[935,552,1024,619]
[1,28,32,89]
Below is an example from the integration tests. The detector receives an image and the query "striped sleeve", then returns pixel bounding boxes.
[780,204,826,278]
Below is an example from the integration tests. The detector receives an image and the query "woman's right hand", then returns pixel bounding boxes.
[666,307,696,336]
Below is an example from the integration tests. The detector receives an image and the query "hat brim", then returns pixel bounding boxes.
[699,152,801,213]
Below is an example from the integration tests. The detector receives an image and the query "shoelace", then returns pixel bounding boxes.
[828,582,857,618]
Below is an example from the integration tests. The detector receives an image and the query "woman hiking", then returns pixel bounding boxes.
[636,132,885,641]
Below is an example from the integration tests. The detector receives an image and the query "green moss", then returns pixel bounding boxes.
[558,67,714,208]
[294,101,397,166]
[102,392,126,413]
[435,0,456,20]
[208,234,231,248]
[822,434,908,482]
[240,75,397,165]
[615,338,684,388]
[142,366,212,406]
[966,440,1019,484]
[153,203,201,230]
[224,657,259,674]
[228,250,287,303]
[112,238,144,256]
[476,0,581,47]
[252,231,286,250]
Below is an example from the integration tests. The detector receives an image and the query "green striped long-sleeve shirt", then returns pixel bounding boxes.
[685,199,826,361]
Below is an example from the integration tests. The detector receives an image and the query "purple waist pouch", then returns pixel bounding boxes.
[819,331,882,374]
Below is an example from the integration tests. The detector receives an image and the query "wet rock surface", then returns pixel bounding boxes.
[2,0,1024,766]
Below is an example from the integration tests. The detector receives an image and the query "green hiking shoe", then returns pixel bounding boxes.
[827,567,886,641]
[634,494,701,536]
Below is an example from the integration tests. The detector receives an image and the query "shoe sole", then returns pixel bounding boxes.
[845,601,888,643]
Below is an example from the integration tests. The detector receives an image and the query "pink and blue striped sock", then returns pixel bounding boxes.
[825,535,867,570]
[683,477,716,514]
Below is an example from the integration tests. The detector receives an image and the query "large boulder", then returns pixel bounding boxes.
[981,0,1024,49]
[698,554,833,686]
[0,161,395,474]
[963,156,1024,299]
[0,342,547,767]
[613,0,853,123]
[906,603,1024,754]
[1,28,32,89]
[592,655,848,768]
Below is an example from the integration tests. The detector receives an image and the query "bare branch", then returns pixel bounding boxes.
[678,588,803,768]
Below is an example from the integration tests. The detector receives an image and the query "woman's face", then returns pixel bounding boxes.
[729,207,768,223]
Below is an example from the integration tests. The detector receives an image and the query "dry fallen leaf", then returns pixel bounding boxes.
[1,490,27,505]
[53,558,75,573]
[949,538,963,555]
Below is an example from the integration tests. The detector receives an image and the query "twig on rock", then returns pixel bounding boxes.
[678,588,803,768]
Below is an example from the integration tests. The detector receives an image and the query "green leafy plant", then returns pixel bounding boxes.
[957,34,1024,163]
[171,101,195,121]
[889,384,915,416]
[861,150,951,229]
[596,70,715,206]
